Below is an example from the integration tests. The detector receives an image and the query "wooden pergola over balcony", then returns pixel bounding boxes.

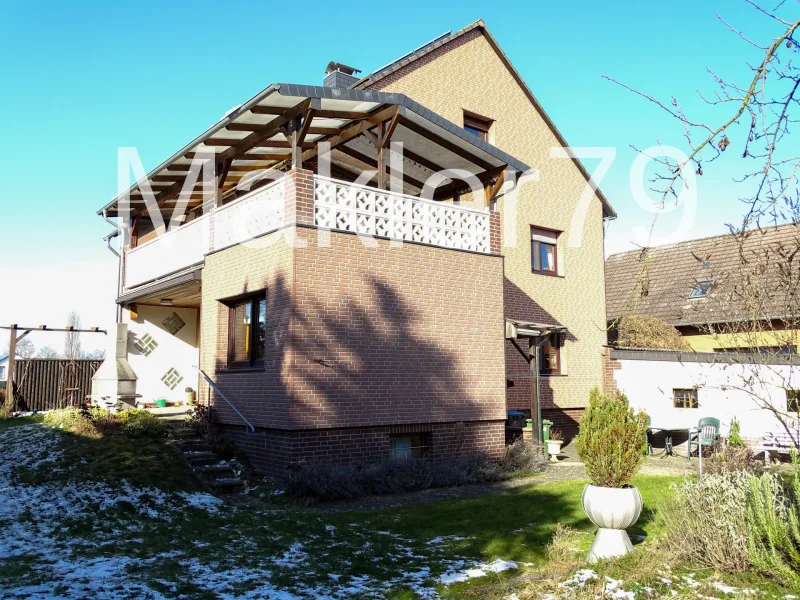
[98,84,529,223]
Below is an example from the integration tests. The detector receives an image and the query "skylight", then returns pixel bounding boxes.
[689,279,713,299]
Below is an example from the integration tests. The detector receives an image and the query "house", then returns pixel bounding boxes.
[604,224,800,447]
[605,223,800,352]
[0,354,23,388]
[98,21,614,476]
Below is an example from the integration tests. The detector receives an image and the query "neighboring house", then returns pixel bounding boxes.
[0,354,23,388]
[98,20,614,476]
[606,223,800,352]
[605,224,800,447]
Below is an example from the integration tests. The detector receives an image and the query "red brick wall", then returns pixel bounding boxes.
[201,168,509,472]
[602,347,620,394]
[221,420,506,479]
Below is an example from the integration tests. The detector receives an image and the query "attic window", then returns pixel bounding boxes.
[463,112,493,142]
[689,278,713,299]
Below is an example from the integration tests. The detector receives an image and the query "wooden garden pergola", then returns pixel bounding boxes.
[2,324,107,411]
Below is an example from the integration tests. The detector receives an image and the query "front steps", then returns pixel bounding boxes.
[169,427,244,495]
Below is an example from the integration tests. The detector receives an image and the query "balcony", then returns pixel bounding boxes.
[313,176,491,254]
[123,174,494,291]
[124,180,285,290]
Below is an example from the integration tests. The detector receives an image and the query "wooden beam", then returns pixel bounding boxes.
[249,105,289,115]
[4,326,16,412]
[336,145,425,190]
[485,168,507,207]
[313,109,373,120]
[300,104,398,165]
[307,127,339,135]
[397,115,495,171]
[229,163,288,172]
[225,123,265,132]
[132,99,314,213]
[381,109,401,148]
[202,138,252,147]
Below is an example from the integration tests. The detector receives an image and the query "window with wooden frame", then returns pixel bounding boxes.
[531,227,559,274]
[389,432,430,458]
[673,388,698,409]
[538,333,562,375]
[226,294,267,368]
[463,112,493,142]
[787,389,800,413]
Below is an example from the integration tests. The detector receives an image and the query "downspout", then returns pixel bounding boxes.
[102,210,123,323]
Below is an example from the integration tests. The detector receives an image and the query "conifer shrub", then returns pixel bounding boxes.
[576,387,648,488]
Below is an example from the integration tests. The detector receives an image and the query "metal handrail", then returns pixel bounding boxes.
[197,368,255,433]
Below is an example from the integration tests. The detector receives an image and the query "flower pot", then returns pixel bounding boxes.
[581,483,643,562]
[546,439,563,462]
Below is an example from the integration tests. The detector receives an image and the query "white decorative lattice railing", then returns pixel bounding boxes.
[313,176,490,253]
[213,179,284,251]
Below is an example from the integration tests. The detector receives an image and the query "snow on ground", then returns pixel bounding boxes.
[0,423,517,599]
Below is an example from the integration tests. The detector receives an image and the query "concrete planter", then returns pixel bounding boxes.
[582,483,643,562]
[545,439,563,462]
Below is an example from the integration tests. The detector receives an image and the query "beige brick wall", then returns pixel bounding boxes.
[367,28,608,409]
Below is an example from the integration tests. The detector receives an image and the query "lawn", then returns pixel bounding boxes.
[0,417,793,599]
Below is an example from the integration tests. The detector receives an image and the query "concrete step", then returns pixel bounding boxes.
[171,428,199,440]
[184,451,218,467]
[209,478,244,494]
[196,464,237,480]
[179,440,212,452]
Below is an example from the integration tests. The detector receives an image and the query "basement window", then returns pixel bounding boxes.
[390,433,430,458]
[673,388,698,409]
[226,295,267,368]
[463,112,493,142]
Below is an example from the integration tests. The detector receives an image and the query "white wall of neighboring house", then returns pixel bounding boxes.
[610,349,800,444]
[122,306,200,406]
[0,354,23,382]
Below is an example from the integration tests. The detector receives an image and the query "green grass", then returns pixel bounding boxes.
[17,426,200,492]
[0,414,44,429]
[1,422,793,598]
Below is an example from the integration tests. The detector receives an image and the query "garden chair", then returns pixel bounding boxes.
[645,415,653,456]
[688,417,720,459]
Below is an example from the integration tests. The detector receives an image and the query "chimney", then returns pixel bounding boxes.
[89,323,139,412]
[324,61,361,88]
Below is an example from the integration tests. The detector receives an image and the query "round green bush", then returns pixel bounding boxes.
[576,387,648,488]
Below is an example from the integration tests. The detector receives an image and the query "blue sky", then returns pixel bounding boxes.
[0,0,795,350]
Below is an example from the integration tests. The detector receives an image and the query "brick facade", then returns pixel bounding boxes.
[222,420,506,479]
[199,170,508,475]
[364,26,609,414]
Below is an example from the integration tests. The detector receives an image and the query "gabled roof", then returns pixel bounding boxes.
[353,20,617,219]
[605,224,800,327]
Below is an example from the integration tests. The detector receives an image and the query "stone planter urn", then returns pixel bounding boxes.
[546,439,563,462]
[582,484,643,562]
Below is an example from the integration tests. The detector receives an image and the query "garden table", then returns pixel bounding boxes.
[647,424,697,460]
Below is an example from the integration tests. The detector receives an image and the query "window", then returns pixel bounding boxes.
[531,227,559,274]
[787,390,800,413]
[539,333,562,375]
[227,295,267,368]
[689,278,713,299]
[463,112,493,142]
[673,388,698,409]
[0,366,5,380]
[390,433,430,458]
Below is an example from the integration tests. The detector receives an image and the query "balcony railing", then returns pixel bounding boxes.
[124,179,284,290]
[313,176,491,254]
[125,215,210,288]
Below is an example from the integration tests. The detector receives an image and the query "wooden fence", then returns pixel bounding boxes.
[10,359,102,412]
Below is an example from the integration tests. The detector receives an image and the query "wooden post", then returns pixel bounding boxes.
[376,122,386,190]
[5,325,17,412]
